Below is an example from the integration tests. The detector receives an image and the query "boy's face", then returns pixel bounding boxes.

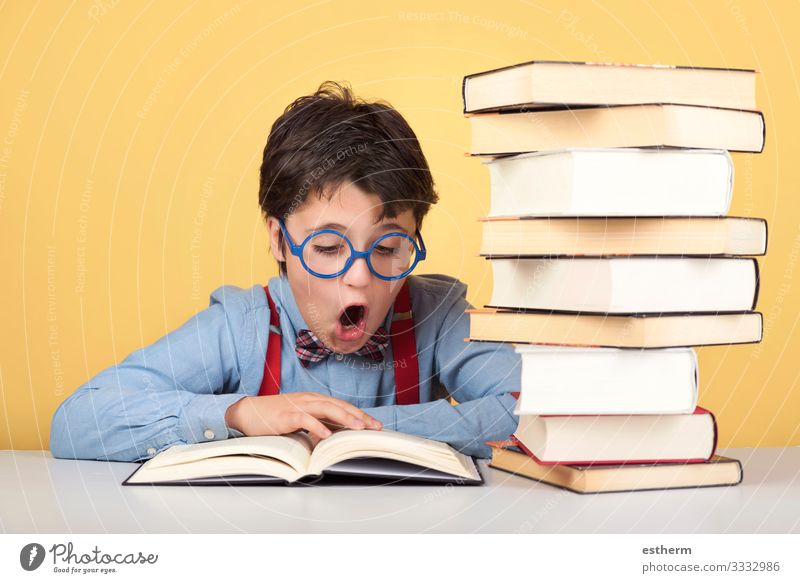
[267,182,417,354]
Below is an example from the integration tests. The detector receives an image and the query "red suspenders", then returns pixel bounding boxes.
[257,280,420,405]
[389,281,419,405]
[259,288,283,397]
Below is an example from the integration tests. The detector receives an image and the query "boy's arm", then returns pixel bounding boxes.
[49,299,250,462]
[362,289,521,459]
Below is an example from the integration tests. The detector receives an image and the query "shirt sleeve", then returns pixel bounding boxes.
[363,287,521,459]
[49,299,251,462]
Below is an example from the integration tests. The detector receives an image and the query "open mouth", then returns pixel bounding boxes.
[336,304,367,342]
[340,305,365,328]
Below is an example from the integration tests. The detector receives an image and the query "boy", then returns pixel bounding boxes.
[50,81,521,462]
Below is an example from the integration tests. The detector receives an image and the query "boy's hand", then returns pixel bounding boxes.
[224,393,382,440]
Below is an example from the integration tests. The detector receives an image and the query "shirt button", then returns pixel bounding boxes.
[203,429,215,440]
[335,353,344,361]
[146,447,156,456]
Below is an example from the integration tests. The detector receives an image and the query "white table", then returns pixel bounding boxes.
[1,448,798,533]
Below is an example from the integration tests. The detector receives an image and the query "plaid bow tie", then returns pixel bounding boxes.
[295,326,389,368]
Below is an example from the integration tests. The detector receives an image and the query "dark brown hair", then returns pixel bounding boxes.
[258,81,438,275]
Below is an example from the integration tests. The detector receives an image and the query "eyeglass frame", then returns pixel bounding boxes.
[277,218,427,280]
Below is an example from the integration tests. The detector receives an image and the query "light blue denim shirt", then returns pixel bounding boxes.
[50,274,522,462]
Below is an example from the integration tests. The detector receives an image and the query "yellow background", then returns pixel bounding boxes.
[1,0,798,451]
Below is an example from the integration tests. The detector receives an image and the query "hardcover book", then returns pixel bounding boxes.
[123,429,483,486]
[487,256,760,314]
[466,309,763,348]
[488,441,742,494]
[484,149,734,218]
[468,104,765,156]
[462,60,757,113]
[512,407,717,465]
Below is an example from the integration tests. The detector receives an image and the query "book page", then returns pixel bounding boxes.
[126,454,302,484]
[307,429,479,481]
[144,432,314,475]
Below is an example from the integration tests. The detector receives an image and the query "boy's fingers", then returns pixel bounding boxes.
[356,411,382,429]
[304,401,365,429]
[312,395,382,428]
[362,412,382,429]
[311,395,364,417]
[297,413,332,440]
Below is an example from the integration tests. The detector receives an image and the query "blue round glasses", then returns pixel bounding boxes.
[278,218,427,280]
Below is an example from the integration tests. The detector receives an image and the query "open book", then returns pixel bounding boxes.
[122,429,482,486]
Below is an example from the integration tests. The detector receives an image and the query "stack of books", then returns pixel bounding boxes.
[463,60,766,494]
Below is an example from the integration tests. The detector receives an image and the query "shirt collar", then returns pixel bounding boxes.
[266,275,309,338]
